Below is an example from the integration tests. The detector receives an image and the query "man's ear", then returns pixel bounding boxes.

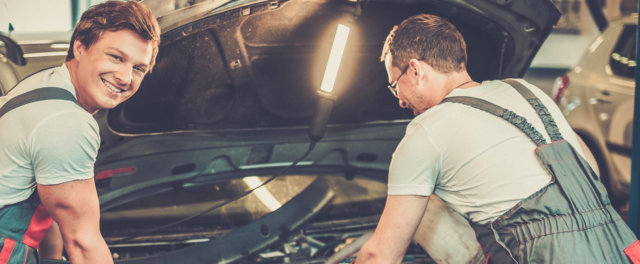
[408,59,423,79]
[73,40,86,60]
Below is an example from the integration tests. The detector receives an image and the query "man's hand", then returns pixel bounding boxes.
[355,195,429,264]
[38,178,113,264]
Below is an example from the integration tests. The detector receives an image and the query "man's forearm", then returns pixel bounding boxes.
[38,180,113,264]
[355,239,400,264]
[354,195,430,264]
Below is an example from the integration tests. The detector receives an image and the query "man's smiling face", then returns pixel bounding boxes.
[72,29,153,114]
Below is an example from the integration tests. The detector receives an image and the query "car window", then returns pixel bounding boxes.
[609,24,636,79]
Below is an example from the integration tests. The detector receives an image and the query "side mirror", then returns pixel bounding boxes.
[0,32,26,66]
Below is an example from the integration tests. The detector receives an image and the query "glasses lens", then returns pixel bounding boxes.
[387,82,398,97]
[387,64,409,98]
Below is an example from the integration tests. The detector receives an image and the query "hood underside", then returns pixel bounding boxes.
[106,0,560,135]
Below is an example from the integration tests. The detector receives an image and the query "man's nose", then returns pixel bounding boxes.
[115,65,133,85]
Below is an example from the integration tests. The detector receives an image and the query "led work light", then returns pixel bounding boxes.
[309,24,350,141]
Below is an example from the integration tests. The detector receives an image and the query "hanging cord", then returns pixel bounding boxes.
[109,139,318,244]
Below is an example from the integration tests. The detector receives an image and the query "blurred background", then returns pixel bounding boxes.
[525,0,637,94]
[0,0,637,95]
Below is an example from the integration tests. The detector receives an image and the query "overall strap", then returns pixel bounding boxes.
[441,96,548,146]
[0,87,76,118]
[502,79,563,142]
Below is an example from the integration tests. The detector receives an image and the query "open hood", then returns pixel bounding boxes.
[104,0,561,135]
[87,1,560,263]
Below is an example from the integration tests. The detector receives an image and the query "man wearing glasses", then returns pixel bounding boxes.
[354,13,638,263]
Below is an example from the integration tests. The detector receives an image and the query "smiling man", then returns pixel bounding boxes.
[0,1,160,263]
[68,28,154,114]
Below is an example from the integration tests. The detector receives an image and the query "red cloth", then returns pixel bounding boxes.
[625,240,640,264]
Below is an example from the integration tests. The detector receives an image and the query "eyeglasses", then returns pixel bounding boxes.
[387,64,410,98]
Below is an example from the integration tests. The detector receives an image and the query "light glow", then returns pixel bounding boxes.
[243,176,282,211]
[320,24,350,93]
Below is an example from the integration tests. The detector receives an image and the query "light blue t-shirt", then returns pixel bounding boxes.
[387,79,585,224]
[0,64,99,208]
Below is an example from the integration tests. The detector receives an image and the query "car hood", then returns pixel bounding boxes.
[95,0,561,200]
[95,0,561,199]
[103,0,560,136]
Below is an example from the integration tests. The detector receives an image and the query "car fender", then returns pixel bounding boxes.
[564,93,624,198]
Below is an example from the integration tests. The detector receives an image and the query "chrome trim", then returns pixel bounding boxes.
[23,51,67,58]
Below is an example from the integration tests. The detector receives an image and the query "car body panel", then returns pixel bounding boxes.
[557,14,637,204]
[95,123,402,207]
[0,32,69,95]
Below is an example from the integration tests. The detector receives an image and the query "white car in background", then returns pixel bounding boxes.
[553,14,637,214]
[0,32,68,95]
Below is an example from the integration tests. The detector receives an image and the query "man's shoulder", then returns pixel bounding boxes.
[5,65,73,99]
[3,93,89,124]
[1,64,87,122]
[1,94,95,140]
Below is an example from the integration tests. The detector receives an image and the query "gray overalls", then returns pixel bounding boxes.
[442,79,639,263]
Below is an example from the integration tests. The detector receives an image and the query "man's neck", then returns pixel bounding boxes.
[65,60,97,115]
[444,71,474,93]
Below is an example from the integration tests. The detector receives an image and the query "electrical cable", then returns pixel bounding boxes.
[109,139,319,244]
